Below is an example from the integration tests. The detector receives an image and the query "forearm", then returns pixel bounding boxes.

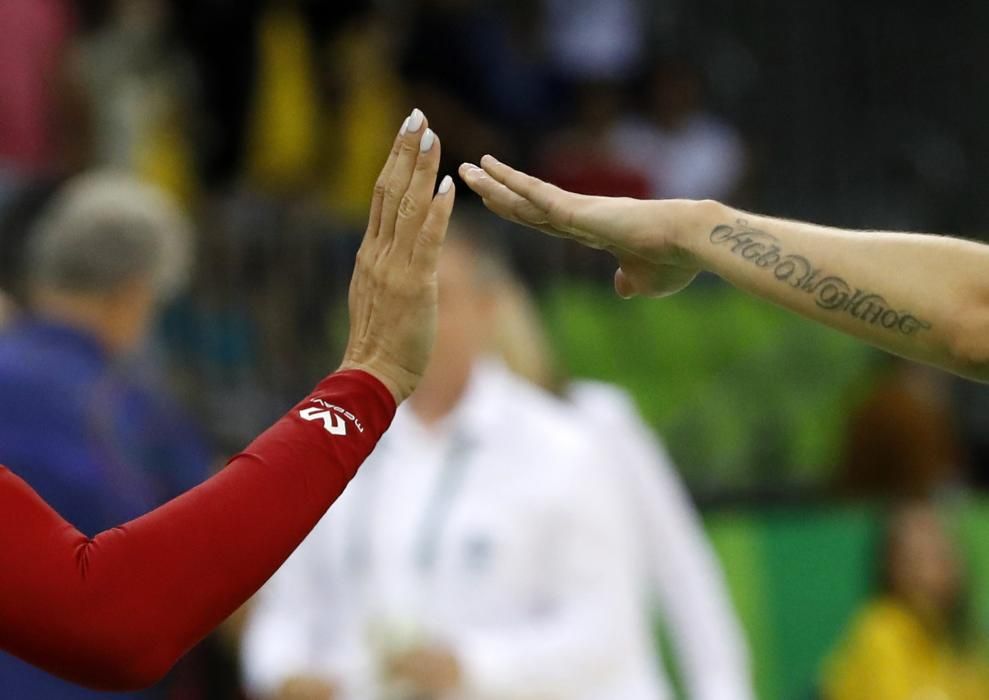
[0,370,394,691]
[679,201,989,379]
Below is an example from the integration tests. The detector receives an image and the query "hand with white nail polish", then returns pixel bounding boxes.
[339,109,456,403]
[458,156,700,299]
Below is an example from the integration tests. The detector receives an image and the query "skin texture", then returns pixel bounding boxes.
[340,111,456,403]
[459,156,989,382]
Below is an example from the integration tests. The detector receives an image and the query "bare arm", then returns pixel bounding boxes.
[459,157,989,381]
[679,203,989,380]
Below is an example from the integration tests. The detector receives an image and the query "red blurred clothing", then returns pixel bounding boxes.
[538,146,651,198]
[0,0,75,174]
[0,370,394,691]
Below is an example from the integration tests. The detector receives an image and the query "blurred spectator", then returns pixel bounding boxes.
[400,0,531,175]
[318,14,406,224]
[170,0,373,191]
[74,0,198,204]
[0,290,15,328]
[490,267,755,700]
[610,56,747,201]
[837,360,966,499]
[0,172,213,699]
[543,0,646,83]
[243,0,320,195]
[822,502,989,700]
[0,0,82,180]
[242,218,669,699]
[537,81,652,198]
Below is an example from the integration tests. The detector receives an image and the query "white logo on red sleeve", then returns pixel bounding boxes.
[299,399,365,436]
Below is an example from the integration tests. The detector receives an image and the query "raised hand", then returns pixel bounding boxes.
[340,109,456,403]
[459,155,702,298]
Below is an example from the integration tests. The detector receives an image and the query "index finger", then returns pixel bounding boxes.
[458,162,560,237]
[368,108,427,240]
[478,155,571,227]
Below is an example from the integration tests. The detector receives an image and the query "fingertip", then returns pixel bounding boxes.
[480,154,501,168]
[438,175,454,195]
[419,128,436,153]
[614,269,636,299]
[408,107,426,134]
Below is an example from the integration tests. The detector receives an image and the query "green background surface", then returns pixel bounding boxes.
[543,282,989,698]
[543,281,881,492]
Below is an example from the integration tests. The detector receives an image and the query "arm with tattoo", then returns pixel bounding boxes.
[459,157,989,381]
[686,205,988,379]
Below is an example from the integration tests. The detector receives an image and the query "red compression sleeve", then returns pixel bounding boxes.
[0,370,394,691]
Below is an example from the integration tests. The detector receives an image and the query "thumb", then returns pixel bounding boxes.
[614,254,657,298]
[614,268,638,299]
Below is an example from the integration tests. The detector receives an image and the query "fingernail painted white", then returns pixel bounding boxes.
[407,108,425,133]
[420,128,436,153]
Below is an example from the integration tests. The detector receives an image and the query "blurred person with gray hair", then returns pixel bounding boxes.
[0,171,212,700]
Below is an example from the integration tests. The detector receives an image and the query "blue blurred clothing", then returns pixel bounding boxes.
[0,317,212,699]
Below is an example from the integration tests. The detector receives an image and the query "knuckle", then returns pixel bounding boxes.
[397,192,420,220]
[414,155,434,172]
[383,273,413,298]
[373,179,387,198]
[383,182,404,203]
[512,198,530,220]
[417,225,441,250]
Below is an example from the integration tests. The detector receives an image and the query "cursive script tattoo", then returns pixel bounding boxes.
[709,221,932,336]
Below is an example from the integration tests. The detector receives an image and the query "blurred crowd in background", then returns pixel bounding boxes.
[4,0,989,698]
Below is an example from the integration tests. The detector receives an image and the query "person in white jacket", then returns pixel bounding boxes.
[241,219,667,700]
[568,381,754,700]
[491,275,754,700]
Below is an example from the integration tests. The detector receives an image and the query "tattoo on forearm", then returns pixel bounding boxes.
[709,221,932,336]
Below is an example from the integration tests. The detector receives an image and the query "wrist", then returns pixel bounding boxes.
[672,199,732,269]
[337,361,408,406]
